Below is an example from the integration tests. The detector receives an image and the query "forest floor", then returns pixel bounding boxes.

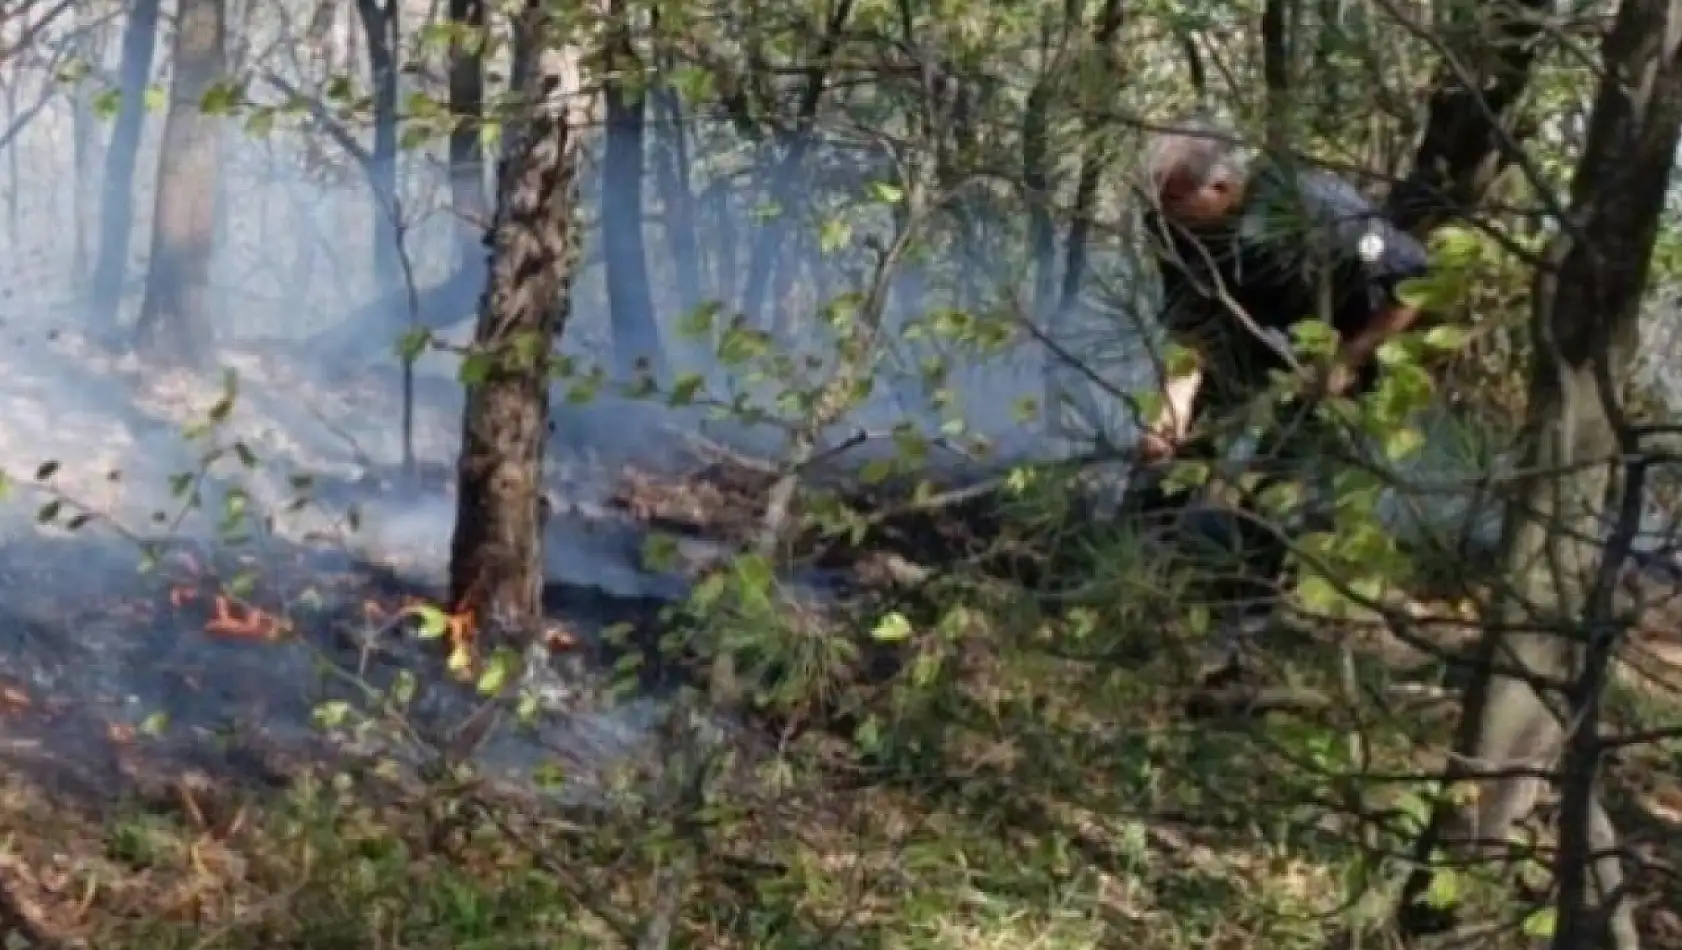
[0,333,1680,949]
[0,458,1680,950]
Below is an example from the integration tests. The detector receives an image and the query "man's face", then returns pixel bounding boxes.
[1161,170,1243,229]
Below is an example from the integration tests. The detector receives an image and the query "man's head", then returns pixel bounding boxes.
[1145,117,1248,228]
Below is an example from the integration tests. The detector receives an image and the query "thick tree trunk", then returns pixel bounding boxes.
[448,0,488,268]
[90,0,161,329]
[132,0,225,366]
[1399,2,1682,947]
[1383,0,1548,235]
[601,0,666,381]
[448,26,585,651]
[354,0,401,290]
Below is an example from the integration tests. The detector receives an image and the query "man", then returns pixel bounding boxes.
[1128,117,1430,664]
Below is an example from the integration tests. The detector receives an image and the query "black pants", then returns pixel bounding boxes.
[1121,390,1339,625]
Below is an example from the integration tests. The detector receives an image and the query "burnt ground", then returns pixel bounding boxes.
[0,329,1678,947]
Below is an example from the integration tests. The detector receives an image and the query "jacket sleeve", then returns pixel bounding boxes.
[1144,211,1220,349]
[1292,169,1430,302]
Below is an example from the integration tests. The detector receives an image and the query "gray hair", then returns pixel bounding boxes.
[1144,117,1248,197]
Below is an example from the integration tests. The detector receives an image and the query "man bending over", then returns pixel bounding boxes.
[1130,117,1431,654]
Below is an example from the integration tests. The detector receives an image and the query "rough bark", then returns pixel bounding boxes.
[1398,2,1682,947]
[353,0,401,290]
[132,0,225,366]
[90,0,160,328]
[448,21,586,649]
[600,0,666,381]
[448,0,488,267]
[1383,0,1549,235]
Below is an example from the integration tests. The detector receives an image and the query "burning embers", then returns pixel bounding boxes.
[154,547,484,677]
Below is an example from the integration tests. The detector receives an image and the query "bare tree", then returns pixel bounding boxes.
[600,0,664,381]
[447,0,488,268]
[1397,1,1682,947]
[353,0,401,289]
[132,0,226,366]
[90,0,160,330]
[448,7,587,655]
[1383,0,1549,235]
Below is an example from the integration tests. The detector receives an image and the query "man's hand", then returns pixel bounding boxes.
[1322,359,1358,397]
[1138,421,1184,462]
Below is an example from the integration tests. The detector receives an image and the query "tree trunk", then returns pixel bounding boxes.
[1022,70,1056,326]
[1399,2,1682,947]
[1260,0,1293,152]
[448,0,488,269]
[652,84,703,319]
[354,0,401,290]
[90,0,161,330]
[739,0,854,332]
[448,21,586,652]
[1383,0,1549,235]
[1048,0,1125,438]
[132,0,225,366]
[601,0,665,382]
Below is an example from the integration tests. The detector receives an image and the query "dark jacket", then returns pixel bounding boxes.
[1145,160,1429,404]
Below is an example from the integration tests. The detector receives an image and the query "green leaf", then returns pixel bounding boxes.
[1383,425,1425,461]
[36,500,61,524]
[476,650,516,696]
[819,217,851,254]
[1295,573,1347,618]
[198,81,242,115]
[1521,906,1556,938]
[641,532,680,571]
[867,180,905,204]
[34,460,59,481]
[1289,319,1340,359]
[139,711,170,736]
[408,603,451,640]
[312,700,352,730]
[666,372,705,407]
[143,85,167,112]
[459,351,494,385]
[1423,324,1470,351]
[1423,864,1460,909]
[91,88,122,120]
[871,611,914,642]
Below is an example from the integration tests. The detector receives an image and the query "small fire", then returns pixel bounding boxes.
[167,584,292,641]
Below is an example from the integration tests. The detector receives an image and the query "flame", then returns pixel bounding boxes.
[204,596,292,641]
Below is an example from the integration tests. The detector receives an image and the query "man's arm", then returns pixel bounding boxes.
[1292,169,1431,377]
[1144,261,1211,450]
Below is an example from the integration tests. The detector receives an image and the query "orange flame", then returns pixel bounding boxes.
[204,595,292,641]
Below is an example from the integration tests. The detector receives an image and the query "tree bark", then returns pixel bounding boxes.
[448,0,488,269]
[1383,0,1549,236]
[1399,2,1682,947]
[601,0,666,381]
[132,0,225,366]
[652,83,702,319]
[353,0,401,290]
[1048,0,1125,438]
[448,15,586,651]
[90,0,160,330]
